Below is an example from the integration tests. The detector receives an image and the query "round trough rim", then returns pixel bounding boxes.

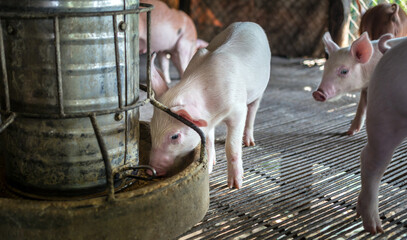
[0,151,207,208]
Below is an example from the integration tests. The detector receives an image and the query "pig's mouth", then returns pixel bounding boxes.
[313,89,327,102]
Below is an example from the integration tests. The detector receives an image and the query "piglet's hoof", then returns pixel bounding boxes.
[228,177,243,189]
[243,136,256,147]
[346,127,361,136]
[227,158,243,189]
[356,194,384,234]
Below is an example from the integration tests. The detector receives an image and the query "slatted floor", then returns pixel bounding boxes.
[144,57,407,240]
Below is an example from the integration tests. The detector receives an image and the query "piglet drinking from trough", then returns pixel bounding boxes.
[149,22,271,189]
[139,0,208,83]
[356,37,407,234]
[358,2,407,40]
[312,31,406,135]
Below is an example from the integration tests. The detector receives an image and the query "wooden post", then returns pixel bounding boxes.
[329,0,351,47]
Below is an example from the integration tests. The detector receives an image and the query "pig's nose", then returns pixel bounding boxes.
[313,90,327,102]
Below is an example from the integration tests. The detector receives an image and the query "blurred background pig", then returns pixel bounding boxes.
[312,32,406,135]
[357,37,407,234]
[139,0,208,83]
[357,1,407,40]
[148,22,271,189]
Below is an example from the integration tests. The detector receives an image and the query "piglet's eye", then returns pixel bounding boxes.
[340,69,349,75]
[171,134,179,140]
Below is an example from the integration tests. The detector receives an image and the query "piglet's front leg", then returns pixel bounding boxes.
[225,109,246,189]
[347,88,367,136]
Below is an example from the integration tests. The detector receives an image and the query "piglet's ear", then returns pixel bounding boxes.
[389,3,399,15]
[196,39,209,49]
[350,32,373,64]
[150,52,168,98]
[170,105,208,127]
[378,33,394,54]
[323,32,340,55]
[390,4,401,23]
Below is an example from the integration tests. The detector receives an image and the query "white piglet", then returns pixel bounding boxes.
[357,38,407,234]
[149,22,271,189]
[313,32,406,135]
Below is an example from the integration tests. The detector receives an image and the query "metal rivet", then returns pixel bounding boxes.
[119,21,127,31]
[115,113,124,121]
[7,25,14,35]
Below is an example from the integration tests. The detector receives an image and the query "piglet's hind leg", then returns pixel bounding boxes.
[243,97,261,146]
[357,119,406,234]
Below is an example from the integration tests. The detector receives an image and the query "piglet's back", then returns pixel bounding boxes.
[207,22,270,57]
[172,22,271,109]
[206,22,271,103]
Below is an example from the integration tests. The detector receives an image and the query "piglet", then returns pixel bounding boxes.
[313,32,406,135]
[139,0,208,83]
[149,22,271,189]
[357,37,407,234]
[359,3,407,40]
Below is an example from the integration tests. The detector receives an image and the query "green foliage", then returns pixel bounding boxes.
[380,0,407,12]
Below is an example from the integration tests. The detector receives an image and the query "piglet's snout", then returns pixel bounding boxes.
[148,151,173,176]
[313,89,327,102]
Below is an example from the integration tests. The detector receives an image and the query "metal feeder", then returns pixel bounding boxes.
[0,1,208,239]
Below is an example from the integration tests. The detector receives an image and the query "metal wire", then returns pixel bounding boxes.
[53,16,65,117]
[149,99,207,164]
[0,19,10,113]
[113,14,123,110]
[0,112,15,133]
[114,165,157,181]
[90,113,115,201]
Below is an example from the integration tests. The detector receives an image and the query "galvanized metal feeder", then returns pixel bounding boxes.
[0,1,208,239]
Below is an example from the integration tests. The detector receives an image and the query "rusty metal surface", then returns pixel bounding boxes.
[3,113,137,197]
